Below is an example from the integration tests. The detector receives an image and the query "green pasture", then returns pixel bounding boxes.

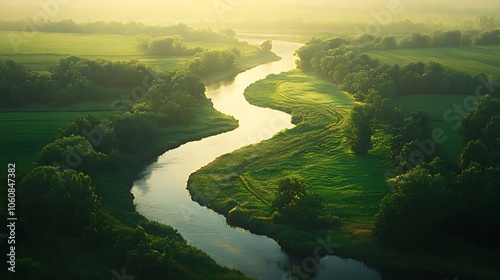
[0,111,115,171]
[0,31,273,74]
[186,71,499,278]
[189,70,391,228]
[366,46,500,77]
[393,94,470,163]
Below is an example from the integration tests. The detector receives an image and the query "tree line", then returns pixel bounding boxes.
[137,35,204,56]
[1,66,246,279]
[226,16,500,35]
[376,97,500,248]
[0,20,236,42]
[0,57,154,107]
[296,35,500,250]
[187,48,241,77]
[362,29,500,50]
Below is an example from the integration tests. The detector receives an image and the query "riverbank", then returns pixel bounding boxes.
[202,51,281,84]
[187,70,500,280]
[95,104,239,224]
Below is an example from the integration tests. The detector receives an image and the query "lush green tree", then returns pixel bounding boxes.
[462,95,500,145]
[457,165,500,243]
[113,112,157,152]
[19,167,102,236]
[137,35,200,56]
[347,104,374,155]
[271,177,333,229]
[35,135,109,175]
[375,164,454,246]
[188,48,240,76]
[142,71,207,120]
[272,177,307,211]
[461,140,490,169]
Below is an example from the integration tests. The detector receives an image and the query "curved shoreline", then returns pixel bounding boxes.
[187,68,500,280]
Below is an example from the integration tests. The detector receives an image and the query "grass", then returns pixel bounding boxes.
[95,104,239,224]
[0,102,243,280]
[366,46,500,77]
[0,86,133,171]
[0,31,279,78]
[393,94,469,163]
[187,70,500,280]
[0,30,279,174]
[188,69,391,235]
[0,111,115,171]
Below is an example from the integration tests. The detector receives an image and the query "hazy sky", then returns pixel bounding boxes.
[0,0,498,24]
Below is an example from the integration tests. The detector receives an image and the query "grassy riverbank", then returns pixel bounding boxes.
[188,69,392,265]
[187,70,500,280]
[0,101,250,280]
[96,104,240,223]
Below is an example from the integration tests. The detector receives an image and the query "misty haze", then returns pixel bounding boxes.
[1,1,499,280]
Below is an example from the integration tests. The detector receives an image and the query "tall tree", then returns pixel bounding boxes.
[347,104,373,155]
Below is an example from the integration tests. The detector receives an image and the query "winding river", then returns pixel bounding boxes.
[131,38,382,280]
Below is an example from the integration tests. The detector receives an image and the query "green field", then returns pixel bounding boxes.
[187,71,500,278]
[0,111,116,171]
[394,94,469,163]
[0,31,277,77]
[0,86,132,171]
[189,70,391,233]
[366,46,500,77]
[0,31,278,173]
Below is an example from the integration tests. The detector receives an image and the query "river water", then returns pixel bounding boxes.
[131,39,382,280]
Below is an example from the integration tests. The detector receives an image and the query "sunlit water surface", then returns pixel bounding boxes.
[131,38,382,280]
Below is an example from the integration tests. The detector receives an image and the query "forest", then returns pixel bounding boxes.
[1,1,500,279]
[0,56,245,279]
[296,35,500,247]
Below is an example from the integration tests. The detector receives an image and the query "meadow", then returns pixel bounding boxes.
[0,111,115,171]
[0,30,276,173]
[187,71,499,279]
[366,46,500,78]
[188,69,391,237]
[0,31,274,74]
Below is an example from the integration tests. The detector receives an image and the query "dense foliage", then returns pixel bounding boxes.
[346,104,374,155]
[0,57,246,279]
[188,48,241,77]
[296,34,500,251]
[0,57,155,107]
[137,35,203,56]
[296,38,489,102]
[0,20,234,41]
[358,29,500,50]
[11,166,247,279]
[271,177,337,229]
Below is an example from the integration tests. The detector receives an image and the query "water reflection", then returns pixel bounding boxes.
[131,39,382,280]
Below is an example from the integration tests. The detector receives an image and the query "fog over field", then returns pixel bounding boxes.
[1,0,499,23]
